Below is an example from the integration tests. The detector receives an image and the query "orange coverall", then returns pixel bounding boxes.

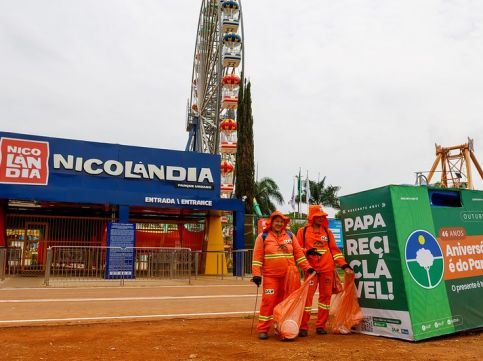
[252,213,311,333]
[297,224,349,330]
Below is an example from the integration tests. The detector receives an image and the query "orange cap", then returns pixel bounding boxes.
[308,205,328,224]
[264,211,290,232]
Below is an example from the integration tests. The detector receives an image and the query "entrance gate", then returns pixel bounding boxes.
[4,213,208,276]
[5,214,112,276]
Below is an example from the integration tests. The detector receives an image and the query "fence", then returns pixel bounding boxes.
[233,249,253,279]
[44,246,192,286]
[190,249,253,280]
[43,246,254,286]
[192,251,227,279]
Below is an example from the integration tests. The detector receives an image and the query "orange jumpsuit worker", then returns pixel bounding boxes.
[251,211,314,340]
[297,205,353,336]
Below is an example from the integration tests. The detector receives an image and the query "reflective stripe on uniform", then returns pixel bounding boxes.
[295,256,307,264]
[333,253,344,260]
[252,261,263,267]
[315,249,327,254]
[258,315,273,321]
[318,302,330,310]
[304,306,312,312]
[264,253,293,259]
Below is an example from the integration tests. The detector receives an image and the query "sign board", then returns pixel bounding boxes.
[340,185,483,341]
[328,218,344,249]
[105,223,136,279]
[0,132,220,207]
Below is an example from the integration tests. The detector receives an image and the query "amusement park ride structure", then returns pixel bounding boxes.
[186,0,244,200]
[416,138,483,189]
[184,1,244,274]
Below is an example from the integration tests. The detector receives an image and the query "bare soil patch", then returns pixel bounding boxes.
[0,318,481,361]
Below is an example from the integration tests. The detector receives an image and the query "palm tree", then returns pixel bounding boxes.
[296,177,341,209]
[255,177,284,215]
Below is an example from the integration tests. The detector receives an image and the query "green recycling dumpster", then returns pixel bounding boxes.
[340,185,483,341]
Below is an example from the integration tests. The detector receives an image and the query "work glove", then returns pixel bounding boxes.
[251,276,262,287]
[306,248,319,256]
[307,268,316,275]
[342,264,354,274]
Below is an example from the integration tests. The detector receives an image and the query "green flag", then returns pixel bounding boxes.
[253,198,262,217]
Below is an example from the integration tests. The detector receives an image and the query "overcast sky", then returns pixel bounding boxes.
[1,0,482,214]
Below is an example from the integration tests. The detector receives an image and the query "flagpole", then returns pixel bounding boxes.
[297,168,301,219]
[296,173,299,218]
[289,176,296,216]
[306,170,310,215]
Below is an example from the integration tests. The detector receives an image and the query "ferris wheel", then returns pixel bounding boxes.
[186,0,244,198]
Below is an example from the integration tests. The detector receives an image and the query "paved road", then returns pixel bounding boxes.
[0,279,263,327]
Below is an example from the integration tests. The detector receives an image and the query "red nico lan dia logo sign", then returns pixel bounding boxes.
[0,137,49,185]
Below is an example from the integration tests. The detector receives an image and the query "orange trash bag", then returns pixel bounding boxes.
[327,272,364,334]
[273,273,315,340]
[284,265,301,296]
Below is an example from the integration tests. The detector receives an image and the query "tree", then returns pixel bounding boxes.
[255,177,284,216]
[235,77,255,213]
[311,177,341,209]
[416,247,435,287]
[296,177,341,209]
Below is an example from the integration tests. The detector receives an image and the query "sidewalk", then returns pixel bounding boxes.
[0,275,257,328]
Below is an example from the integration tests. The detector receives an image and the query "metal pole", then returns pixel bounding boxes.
[170,250,175,279]
[120,247,124,287]
[0,248,6,281]
[241,250,245,280]
[221,252,224,280]
[188,251,192,285]
[44,247,52,286]
[195,252,199,279]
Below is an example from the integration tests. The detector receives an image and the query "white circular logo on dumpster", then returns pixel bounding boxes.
[405,230,444,289]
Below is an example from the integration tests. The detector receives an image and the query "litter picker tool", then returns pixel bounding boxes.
[250,283,260,334]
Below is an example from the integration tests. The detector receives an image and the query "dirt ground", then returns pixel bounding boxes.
[0,317,481,361]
